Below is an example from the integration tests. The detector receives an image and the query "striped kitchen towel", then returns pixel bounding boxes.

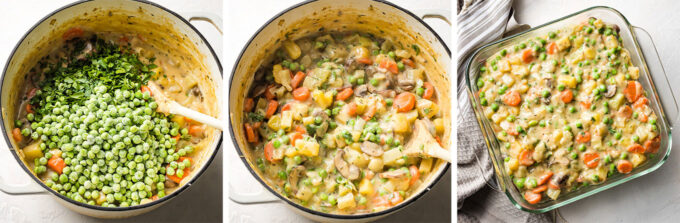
[457,0,553,222]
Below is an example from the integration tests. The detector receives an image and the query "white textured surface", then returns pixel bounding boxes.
[225,0,451,222]
[0,0,223,222]
[513,0,680,222]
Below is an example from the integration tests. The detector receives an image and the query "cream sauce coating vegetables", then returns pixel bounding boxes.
[477,18,661,204]
[13,28,213,207]
[243,32,444,214]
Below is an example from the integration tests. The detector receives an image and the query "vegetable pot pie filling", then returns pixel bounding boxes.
[13,28,212,207]
[477,18,661,204]
[243,32,444,214]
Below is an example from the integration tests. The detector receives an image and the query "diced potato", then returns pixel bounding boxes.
[23,141,43,161]
[349,143,361,152]
[584,47,596,59]
[359,178,373,195]
[291,103,308,121]
[557,75,577,89]
[419,158,433,175]
[630,153,647,168]
[573,36,584,47]
[303,68,331,90]
[354,98,368,115]
[628,66,640,79]
[404,110,419,122]
[272,64,292,90]
[337,193,356,209]
[511,65,529,77]
[312,90,334,109]
[302,116,314,125]
[547,188,561,200]
[506,157,519,172]
[268,115,281,131]
[433,118,444,134]
[295,140,320,157]
[395,49,411,59]
[283,40,302,60]
[416,99,439,119]
[346,149,369,168]
[280,111,293,130]
[171,115,186,127]
[295,186,314,201]
[556,36,571,51]
[338,184,351,196]
[352,46,370,59]
[393,114,410,133]
[368,158,384,172]
[593,19,604,29]
[382,148,403,166]
[605,35,619,49]
[610,94,625,109]
[285,146,298,157]
[499,60,511,72]
[501,74,515,86]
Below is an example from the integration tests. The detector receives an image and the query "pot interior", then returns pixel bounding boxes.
[230,0,450,217]
[2,0,222,213]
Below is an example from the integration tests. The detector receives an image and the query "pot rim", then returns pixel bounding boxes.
[0,0,223,212]
[228,0,450,219]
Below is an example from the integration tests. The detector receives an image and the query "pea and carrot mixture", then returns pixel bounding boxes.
[243,32,444,214]
[477,18,660,204]
[13,29,211,207]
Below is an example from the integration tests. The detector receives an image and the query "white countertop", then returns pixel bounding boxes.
[513,0,680,221]
[0,0,223,222]
[224,0,451,222]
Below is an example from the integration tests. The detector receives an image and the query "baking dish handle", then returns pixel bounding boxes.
[229,183,279,204]
[633,26,679,125]
[181,12,223,34]
[473,152,502,192]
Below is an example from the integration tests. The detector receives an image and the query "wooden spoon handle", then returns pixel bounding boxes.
[428,147,451,163]
[168,101,223,130]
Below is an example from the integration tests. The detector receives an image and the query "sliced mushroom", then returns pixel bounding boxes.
[379,168,409,179]
[397,74,415,91]
[334,150,360,180]
[76,42,93,60]
[550,172,568,188]
[604,85,616,98]
[377,89,396,98]
[288,165,306,193]
[543,77,554,89]
[164,177,178,188]
[254,67,266,81]
[541,96,551,105]
[361,141,384,157]
[250,85,267,98]
[354,85,370,97]
[312,110,330,136]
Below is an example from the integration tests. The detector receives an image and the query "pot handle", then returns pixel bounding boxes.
[633,26,679,125]
[229,183,279,204]
[0,149,45,195]
[180,12,223,34]
[413,9,451,25]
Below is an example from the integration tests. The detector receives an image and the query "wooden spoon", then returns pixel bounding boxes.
[146,81,223,130]
[402,119,450,162]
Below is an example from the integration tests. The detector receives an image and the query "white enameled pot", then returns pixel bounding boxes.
[228,0,451,222]
[0,0,222,218]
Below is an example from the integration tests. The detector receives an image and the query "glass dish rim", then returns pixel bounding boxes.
[463,5,673,213]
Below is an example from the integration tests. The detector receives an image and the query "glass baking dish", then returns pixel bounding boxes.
[464,6,679,213]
